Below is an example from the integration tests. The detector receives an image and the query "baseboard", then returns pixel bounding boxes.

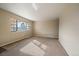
[33,36,58,39]
[58,39,69,56]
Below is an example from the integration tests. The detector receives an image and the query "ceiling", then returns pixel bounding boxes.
[0,3,67,21]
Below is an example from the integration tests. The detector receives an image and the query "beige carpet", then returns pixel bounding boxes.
[0,37,68,56]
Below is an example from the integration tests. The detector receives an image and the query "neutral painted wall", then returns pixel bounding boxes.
[33,20,59,38]
[0,9,33,47]
[59,4,79,56]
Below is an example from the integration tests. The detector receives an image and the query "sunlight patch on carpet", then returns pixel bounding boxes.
[20,40,47,56]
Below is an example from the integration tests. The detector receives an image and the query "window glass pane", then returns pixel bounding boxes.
[17,22,27,31]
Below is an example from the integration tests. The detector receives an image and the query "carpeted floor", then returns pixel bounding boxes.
[0,37,68,56]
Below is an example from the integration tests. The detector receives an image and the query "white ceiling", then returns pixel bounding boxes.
[0,3,67,21]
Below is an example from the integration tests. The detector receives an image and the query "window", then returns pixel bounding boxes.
[11,18,17,32]
[26,23,30,30]
[11,23,17,32]
[11,19,30,32]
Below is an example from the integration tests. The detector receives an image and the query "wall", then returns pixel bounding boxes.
[0,9,33,47]
[33,19,59,38]
[59,4,79,56]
